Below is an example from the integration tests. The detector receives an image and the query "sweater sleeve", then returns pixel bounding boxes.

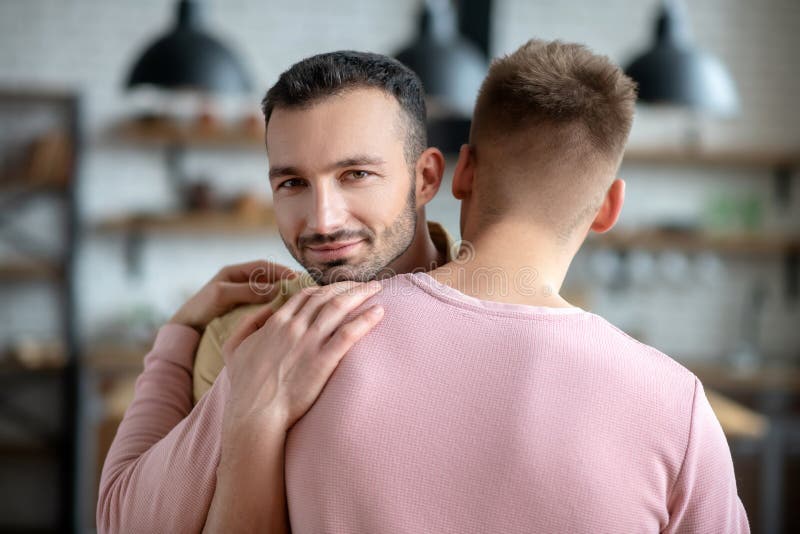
[663,377,751,533]
[96,323,231,534]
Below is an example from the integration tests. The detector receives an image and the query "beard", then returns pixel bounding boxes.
[284,184,417,285]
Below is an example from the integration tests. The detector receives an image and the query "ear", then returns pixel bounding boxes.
[415,147,445,208]
[590,178,625,233]
[452,144,475,200]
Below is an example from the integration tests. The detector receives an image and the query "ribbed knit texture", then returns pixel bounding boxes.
[96,324,231,534]
[286,273,749,533]
[97,272,749,533]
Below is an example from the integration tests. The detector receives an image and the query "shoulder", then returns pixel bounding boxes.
[578,314,700,438]
[589,312,696,383]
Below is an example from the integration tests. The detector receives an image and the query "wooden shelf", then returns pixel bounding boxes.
[0,361,65,376]
[588,229,800,255]
[622,148,800,169]
[85,343,149,373]
[705,389,769,439]
[93,209,278,236]
[690,363,800,394]
[0,261,63,281]
[110,118,264,149]
[0,87,79,104]
[0,341,66,374]
[110,117,800,169]
[0,444,57,460]
[0,179,68,195]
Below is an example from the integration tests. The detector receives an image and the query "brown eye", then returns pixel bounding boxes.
[278,178,305,189]
[347,170,370,180]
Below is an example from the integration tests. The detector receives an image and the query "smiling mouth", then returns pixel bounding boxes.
[307,239,364,252]
[305,239,366,260]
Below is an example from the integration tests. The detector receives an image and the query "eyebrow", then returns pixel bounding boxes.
[268,155,387,181]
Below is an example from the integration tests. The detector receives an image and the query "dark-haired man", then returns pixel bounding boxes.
[98,51,455,533]
[189,50,455,403]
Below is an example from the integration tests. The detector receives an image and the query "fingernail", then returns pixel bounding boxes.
[368,281,382,291]
[369,305,384,316]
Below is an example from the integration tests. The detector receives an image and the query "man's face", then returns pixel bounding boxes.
[266,88,418,285]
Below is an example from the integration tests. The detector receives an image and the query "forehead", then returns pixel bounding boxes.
[266,88,406,171]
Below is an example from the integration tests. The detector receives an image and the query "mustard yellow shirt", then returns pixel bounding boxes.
[192,221,455,403]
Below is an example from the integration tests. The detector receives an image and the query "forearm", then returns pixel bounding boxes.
[97,324,229,533]
[204,421,290,533]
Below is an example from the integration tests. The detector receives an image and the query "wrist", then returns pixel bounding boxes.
[167,314,205,335]
[219,418,286,470]
[221,405,287,448]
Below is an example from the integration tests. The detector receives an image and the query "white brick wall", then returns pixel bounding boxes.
[0,0,798,362]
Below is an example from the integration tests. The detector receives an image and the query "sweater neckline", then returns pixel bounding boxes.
[403,272,587,318]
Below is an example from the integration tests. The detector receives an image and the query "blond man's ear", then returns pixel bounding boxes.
[590,178,625,234]
[452,144,475,200]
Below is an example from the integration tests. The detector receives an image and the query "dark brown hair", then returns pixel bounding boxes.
[261,51,427,167]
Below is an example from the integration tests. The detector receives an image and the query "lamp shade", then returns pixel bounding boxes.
[126,0,251,93]
[396,0,487,116]
[625,0,739,116]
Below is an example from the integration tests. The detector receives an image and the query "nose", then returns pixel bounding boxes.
[306,181,347,235]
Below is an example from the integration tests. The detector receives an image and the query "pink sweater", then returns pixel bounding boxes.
[98,272,749,533]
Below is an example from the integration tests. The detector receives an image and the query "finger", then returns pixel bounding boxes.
[290,281,368,329]
[290,304,384,413]
[307,281,383,340]
[223,304,277,360]
[321,305,384,364]
[213,260,297,284]
[216,281,280,310]
[269,286,315,323]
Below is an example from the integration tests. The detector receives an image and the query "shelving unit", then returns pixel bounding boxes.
[102,117,800,298]
[0,89,82,533]
[623,147,800,169]
[595,147,799,301]
[95,117,276,274]
[613,147,799,534]
[110,116,263,148]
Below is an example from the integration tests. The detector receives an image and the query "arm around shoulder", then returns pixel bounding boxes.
[96,323,230,534]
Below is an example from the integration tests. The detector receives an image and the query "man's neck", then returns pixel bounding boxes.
[378,216,442,279]
[429,220,577,308]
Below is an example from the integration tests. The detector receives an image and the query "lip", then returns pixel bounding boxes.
[305,239,365,261]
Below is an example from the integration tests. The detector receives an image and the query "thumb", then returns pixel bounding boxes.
[217,281,280,309]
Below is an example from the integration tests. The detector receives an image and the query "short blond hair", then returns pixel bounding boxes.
[470,39,637,236]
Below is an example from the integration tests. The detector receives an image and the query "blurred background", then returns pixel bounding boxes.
[0,0,798,532]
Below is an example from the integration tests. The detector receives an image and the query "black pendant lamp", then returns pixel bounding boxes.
[126,0,251,93]
[625,0,739,116]
[396,0,487,117]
